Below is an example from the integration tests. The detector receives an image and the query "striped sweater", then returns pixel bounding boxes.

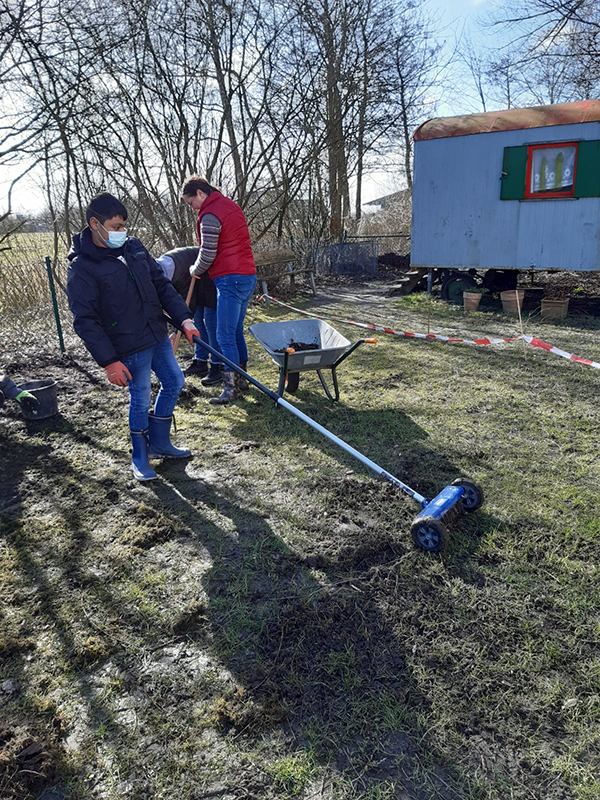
[191,213,222,276]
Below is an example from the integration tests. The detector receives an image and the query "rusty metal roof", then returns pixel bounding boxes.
[413,100,600,141]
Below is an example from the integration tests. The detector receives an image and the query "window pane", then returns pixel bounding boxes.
[530,146,576,195]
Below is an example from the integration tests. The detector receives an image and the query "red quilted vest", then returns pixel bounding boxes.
[196,192,256,279]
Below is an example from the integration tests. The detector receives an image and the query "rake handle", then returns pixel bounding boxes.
[172,276,197,354]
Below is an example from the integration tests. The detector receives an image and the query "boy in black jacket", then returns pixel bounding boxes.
[67,193,199,480]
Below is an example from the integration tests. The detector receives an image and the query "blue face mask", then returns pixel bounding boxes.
[99,222,127,249]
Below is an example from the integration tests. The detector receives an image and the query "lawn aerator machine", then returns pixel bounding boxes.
[189,333,483,552]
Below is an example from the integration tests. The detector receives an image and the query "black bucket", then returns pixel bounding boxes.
[19,379,59,420]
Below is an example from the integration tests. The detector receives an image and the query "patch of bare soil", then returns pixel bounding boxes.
[0,726,63,800]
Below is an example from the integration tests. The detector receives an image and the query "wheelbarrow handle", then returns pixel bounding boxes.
[189,332,282,401]
[332,337,378,369]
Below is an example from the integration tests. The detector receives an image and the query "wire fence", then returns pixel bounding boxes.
[0,234,70,351]
[342,232,411,257]
[312,233,411,276]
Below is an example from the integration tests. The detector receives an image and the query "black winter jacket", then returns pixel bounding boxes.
[67,228,191,367]
[162,246,217,312]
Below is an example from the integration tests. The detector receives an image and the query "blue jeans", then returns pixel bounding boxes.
[193,305,221,364]
[213,273,257,370]
[121,335,185,431]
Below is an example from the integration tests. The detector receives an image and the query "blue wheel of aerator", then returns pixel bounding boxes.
[411,518,448,553]
[452,479,484,512]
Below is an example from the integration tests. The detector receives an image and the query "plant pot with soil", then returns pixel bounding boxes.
[500,289,525,315]
[540,287,570,320]
[463,287,486,311]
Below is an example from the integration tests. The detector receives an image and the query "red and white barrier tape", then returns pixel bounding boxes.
[257,294,600,370]
[522,336,600,369]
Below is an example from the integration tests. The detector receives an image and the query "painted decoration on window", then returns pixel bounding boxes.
[527,144,577,198]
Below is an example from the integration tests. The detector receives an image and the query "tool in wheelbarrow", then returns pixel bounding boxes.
[249,318,377,400]
[183,330,483,551]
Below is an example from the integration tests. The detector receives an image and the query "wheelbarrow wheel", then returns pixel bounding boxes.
[411,516,448,553]
[452,479,484,512]
[285,372,300,394]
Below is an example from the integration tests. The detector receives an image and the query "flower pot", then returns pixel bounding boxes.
[541,298,569,320]
[463,291,482,311]
[18,379,58,420]
[500,289,524,316]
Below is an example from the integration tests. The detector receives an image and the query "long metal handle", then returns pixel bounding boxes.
[276,395,426,503]
[173,277,197,354]
[188,333,426,504]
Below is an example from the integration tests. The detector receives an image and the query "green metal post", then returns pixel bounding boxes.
[45,256,65,353]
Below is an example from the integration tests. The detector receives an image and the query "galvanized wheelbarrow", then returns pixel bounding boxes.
[249,318,377,400]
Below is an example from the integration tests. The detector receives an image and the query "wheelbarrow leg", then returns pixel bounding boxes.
[331,367,340,401]
[277,349,292,397]
[316,369,336,402]
[277,368,286,398]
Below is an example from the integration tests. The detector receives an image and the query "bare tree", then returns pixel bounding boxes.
[2,0,444,248]
[483,0,600,106]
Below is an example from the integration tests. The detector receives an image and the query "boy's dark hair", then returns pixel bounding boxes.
[86,193,128,225]
[181,175,217,198]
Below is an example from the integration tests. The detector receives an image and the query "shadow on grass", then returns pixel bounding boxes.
[0,423,124,799]
[146,462,496,799]
[0,353,503,800]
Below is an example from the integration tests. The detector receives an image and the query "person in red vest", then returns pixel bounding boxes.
[182,177,257,405]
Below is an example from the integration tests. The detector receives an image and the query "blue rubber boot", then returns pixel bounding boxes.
[147,412,191,458]
[130,430,158,481]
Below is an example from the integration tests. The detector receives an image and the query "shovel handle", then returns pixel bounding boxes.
[286,347,296,354]
[172,276,197,354]
[365,338,378,344]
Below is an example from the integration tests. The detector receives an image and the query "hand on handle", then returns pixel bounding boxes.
[105,361,132,386]
[181,319,200,347]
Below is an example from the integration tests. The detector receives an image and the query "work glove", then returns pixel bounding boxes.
[15,390,40,414]
[181,319,200,347]
[104,361,132,387]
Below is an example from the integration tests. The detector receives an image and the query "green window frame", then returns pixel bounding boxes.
[501,139,600,199]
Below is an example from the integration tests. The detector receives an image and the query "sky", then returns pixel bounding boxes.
[426,0,503,115]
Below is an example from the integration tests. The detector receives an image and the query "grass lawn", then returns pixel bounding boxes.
[1,285,599,800]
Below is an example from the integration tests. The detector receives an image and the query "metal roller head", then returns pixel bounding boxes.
[415,485,465,522]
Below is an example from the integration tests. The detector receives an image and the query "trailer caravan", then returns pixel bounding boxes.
[411,100,600,300]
